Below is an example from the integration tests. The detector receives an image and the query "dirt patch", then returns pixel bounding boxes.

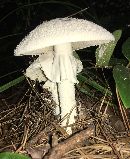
[0,81,130,159]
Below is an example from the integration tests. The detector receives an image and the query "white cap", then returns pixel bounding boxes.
[14,18,115,56]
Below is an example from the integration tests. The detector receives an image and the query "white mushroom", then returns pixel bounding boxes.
[25,58,46,82]
[25,56,60,115]
[25,53,82,118]
[14,18,114,134]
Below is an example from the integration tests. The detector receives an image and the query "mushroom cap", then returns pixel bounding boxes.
[14,18,115,56]
[25,58,47,82]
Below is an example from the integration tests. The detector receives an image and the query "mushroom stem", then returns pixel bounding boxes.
[58,80,76,134]
[53,43,78,83]
[53,43,78,134]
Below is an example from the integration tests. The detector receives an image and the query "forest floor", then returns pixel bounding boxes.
[0,80,130,159]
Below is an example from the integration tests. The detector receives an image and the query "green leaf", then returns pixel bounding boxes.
[0,76,25,93]
[109,58,128,66]
[113,65,130,108]
[0,152,31,159]
[96,30,122,67]
[76,84,96,98]
[77,74,112,96]
[122,37,130,61]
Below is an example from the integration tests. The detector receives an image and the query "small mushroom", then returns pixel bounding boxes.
[14,18,114,134]
[25,56,60,115]
[25,57,46,82]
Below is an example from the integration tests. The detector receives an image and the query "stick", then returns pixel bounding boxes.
[44,127,94,159]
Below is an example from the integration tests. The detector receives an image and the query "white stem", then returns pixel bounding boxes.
[58,80,76,134]
[54,43,77,134]
[53,43,78,83]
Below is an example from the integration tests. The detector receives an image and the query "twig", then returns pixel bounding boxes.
[43,127,94,159]
[66,7,89,18]
[97,120,123,159]
[116,88,130,132]
[16,124,29,152]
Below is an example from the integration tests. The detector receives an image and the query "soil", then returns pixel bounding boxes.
[0,80,130,159]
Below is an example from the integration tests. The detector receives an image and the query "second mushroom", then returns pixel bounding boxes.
[14,18,115,134]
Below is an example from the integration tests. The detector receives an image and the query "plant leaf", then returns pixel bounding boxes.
[77,74,112,96]
[113,65,130,108]
[0,152,31,159]
[122,37,130,61]
[0,76,25,93]
[109,58,128,66]
[96,30,122,67]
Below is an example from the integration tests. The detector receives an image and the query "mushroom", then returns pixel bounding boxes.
[14,18,114,134]
[25,53,82,117]
[25,56,60,115]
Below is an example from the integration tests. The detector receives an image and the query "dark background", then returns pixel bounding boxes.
[0,0,130,84]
